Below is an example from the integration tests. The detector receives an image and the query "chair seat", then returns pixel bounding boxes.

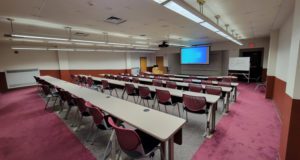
[135,129,160,154]
[184,107,207,114]
[141,96,152,100]
[81,111,90,117]
[158,101,172,105]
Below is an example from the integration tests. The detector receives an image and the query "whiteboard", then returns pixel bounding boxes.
[5,69,40,89]
[229,57,250,71]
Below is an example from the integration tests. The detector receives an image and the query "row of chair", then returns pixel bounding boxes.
[119,73,235,82]
[98,77,223,120]
[35,76,163,159]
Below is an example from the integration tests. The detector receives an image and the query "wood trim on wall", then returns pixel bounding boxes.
[271,77,300,160]
[266,75,275,99]
[0,72,8,92]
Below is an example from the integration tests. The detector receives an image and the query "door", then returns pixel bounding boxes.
[156,56,165,73]
[140,57,147,72]
[240,48,264,82]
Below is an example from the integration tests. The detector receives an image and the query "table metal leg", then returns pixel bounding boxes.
[234,86,237,102]
[168,137,174,160]
[161,141,166,160]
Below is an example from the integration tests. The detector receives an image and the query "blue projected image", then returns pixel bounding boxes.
[181,46,209,64]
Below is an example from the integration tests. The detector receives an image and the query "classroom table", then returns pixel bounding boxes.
[81,75,220,135]
[104,74,239,102]
[100,74,233,111]
[39,76,186,160]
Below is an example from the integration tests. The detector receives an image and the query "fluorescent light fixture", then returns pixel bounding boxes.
[75,49,96,52]
[200,22,219,32]
[153,0,167,4]
[216,31,229,38]
[135,41,148,44]
[48,41,73,44]
[11,47,47,51]
[169,43,188,47]
[48,48,74,51]
[96,49,112,52]
[135,47,160,51]
[11,38,44,43]
[164,1,204,23]
[71,39,105,44]
[74,42,95,46]
[11,34,68,41]
[107,42,131,46]
[132,44,149,48]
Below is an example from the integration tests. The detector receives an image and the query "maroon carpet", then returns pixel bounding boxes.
[0,87,96,160]
[193,84,281,160]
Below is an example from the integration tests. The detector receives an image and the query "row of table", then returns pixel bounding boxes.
[39,76,186,160]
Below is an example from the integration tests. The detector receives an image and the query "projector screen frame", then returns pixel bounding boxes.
[180,45,210,65]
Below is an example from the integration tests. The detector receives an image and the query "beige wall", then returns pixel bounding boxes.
[211,37,270,68]
[0,43,60,71]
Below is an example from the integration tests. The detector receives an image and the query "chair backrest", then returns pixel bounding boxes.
[123,76,131,82]
[222,77,232,83]
[208,76,218,81]
[189,83,203,93]
[125,83,136,95]
[74,97,88,113]
[81,76,87,84]
[206,86,222,95]
[218,82,231,87]
[117,76,123,81]
[153,80,163,87]
[166,81,177,89]
[64,91,74,104]
[87,77,94,87]
[85,102,105,125]
[132,77,140,83]
[156,89,171,103]
[101,80,110,89]
[183,94,206,112]
[57,88,68,101]
[41,85,51,95]
[183,78,193,83]
[138,86,151,98]
[201,80,213,85]
[108,117,142,152]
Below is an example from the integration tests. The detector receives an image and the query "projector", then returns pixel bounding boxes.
[158,41,169,48]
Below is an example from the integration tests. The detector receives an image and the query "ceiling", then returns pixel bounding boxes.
[186,0,295,39]
[0,0,295,48]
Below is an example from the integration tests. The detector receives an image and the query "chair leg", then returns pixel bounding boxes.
[86,122,95,142]
[164,105,168,113]
[177,103,181,117]
[64,106,72,120]
[75,115,84,131]
[71,108,80,127]
[133,96,136,103]
[45,97,50,110]
[186,110,188,122]
[114,89,119,97]
[147,100,150,108]
[139,97,142,104]
[157,103,160,111]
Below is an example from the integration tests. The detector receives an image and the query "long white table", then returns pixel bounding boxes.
[98,74,233,113]
[39,76,185,160]
[80,75,221,136]
[104,74,239,102]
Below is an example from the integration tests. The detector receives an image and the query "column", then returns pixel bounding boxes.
[57,51,71,81]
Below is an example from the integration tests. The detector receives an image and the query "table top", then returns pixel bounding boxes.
[86,75,220,104]
[40,76,186,141]
[97,74,233,92]
[102,74,239,87]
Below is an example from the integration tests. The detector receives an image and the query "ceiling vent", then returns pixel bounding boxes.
[104,16,126,25]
